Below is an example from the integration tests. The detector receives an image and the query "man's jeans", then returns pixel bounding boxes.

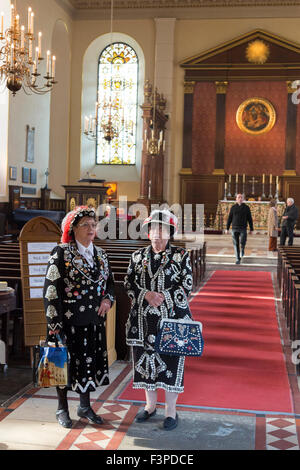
[280,225,294,246]
[232,229,247,261]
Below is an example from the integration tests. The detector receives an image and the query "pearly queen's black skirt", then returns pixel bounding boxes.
[64,323,109,394]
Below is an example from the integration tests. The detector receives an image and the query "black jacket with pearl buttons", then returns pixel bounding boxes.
[43,242,115,335]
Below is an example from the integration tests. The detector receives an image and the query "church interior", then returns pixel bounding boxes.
[1,0,300,451]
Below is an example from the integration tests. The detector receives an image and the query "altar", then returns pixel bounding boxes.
[215,200,286,231]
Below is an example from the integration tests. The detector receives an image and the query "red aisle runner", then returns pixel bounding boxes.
[118,271,293,414]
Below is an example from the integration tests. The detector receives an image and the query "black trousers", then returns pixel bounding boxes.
[280,225,294,246]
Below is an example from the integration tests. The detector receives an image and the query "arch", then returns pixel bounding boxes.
[81,33,145,182]
[49,19,71,198]
[0,0,10,200]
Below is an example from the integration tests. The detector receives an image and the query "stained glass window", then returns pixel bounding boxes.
[96,42,138,165]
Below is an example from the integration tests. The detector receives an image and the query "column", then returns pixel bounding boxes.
[154,18,176,202]
[213,81,228,175]
[181,80,195,172]
[284,81,298,176]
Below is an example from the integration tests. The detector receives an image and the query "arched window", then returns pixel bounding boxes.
[96,42,138,165]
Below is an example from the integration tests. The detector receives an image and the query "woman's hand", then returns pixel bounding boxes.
[145,291,165,307]
[98,299,111,317]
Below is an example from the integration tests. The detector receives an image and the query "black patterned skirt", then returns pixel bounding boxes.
[64,323,109,394]
[132,312,186,394]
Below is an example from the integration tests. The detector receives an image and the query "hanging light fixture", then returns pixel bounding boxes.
[0,2,57,96]
[144,56,166,156]
[83,0,131,143]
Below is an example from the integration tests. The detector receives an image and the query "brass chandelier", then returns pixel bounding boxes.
[0,3,57,96]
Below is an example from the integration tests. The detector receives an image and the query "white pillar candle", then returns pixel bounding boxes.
[228,174,231,183]
[21,25,25,50]
[11,5,14,28]
[35,47,39,67]
[51,55,56,78]
[262,173,265,184]
[28,7,32,33]
[46,50,50,75]
[31,12,34,35]
[236,173,238,183]
[243,174,245,183]
[270,174,272,184]
[38,32,42,59]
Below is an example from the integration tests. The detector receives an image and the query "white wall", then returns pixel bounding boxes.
[3,0,72,202]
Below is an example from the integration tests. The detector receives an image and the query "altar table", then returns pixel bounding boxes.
[215,200,285,231]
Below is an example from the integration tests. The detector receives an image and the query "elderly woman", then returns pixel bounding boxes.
[124,209,193,431]
[43,206,114,428]
[267,199,278,252]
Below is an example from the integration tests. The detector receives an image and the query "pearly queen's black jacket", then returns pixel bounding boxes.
[43,242,115,334]
[124,244,193,347]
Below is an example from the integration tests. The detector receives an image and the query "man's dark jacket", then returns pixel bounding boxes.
[281,204,298,228]
[226,203,254,231]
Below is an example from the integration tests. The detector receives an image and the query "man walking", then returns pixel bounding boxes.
[226,194,254,264]
[279,198,298,246]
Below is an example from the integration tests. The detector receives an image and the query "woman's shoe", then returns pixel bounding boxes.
[163,413,178,431]
[56,409,73,428]
[77,406,104,425]
[135,409,157,422]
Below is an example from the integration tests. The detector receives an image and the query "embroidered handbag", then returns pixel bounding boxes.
[155,318,204,357]
[33,335,70,388]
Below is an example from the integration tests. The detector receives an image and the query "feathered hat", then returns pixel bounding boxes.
[142,209,178,235]
[61,206,96,243]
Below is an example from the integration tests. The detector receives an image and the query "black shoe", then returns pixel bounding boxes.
[135,409,157,422]
[235,259,241,265]
[163,414,178,431]
[56,409,73,428]
[77,406,103,425]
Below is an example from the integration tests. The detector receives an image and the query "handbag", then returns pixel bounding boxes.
[33,335,69,388]
[155,318,204,357]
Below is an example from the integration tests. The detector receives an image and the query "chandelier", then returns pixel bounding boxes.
[83,0,132,143]
[0,3,57,96]
[144,81,166,157]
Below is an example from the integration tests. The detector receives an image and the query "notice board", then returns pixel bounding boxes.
[19,217,61,347]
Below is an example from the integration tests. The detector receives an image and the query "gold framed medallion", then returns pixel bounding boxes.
[236,97,276,135]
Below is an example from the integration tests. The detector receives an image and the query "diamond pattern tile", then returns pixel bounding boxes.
[266,417,299,450]
[69,402,131,450]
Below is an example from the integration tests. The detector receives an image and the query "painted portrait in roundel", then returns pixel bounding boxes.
[236,97,276,135]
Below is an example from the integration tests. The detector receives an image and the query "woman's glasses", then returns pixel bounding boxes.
[77,222,97,230]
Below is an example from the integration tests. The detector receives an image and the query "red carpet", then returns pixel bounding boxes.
[118,271,293,414]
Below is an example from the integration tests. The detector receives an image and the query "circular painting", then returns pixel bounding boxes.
[236,97,276,135]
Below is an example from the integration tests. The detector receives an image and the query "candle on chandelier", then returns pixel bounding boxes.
[276,175,279,185]
[28,7,32,33]
[51,55,56,79]
[21,26,25,51]
[262,174,265,184]
[11,4,14,27]
[38,32,42,59]
[31,11,34,35]
[35,47,39,68]
[15,14,20,33]
[46,50,51,75]
[270,174,272,184]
